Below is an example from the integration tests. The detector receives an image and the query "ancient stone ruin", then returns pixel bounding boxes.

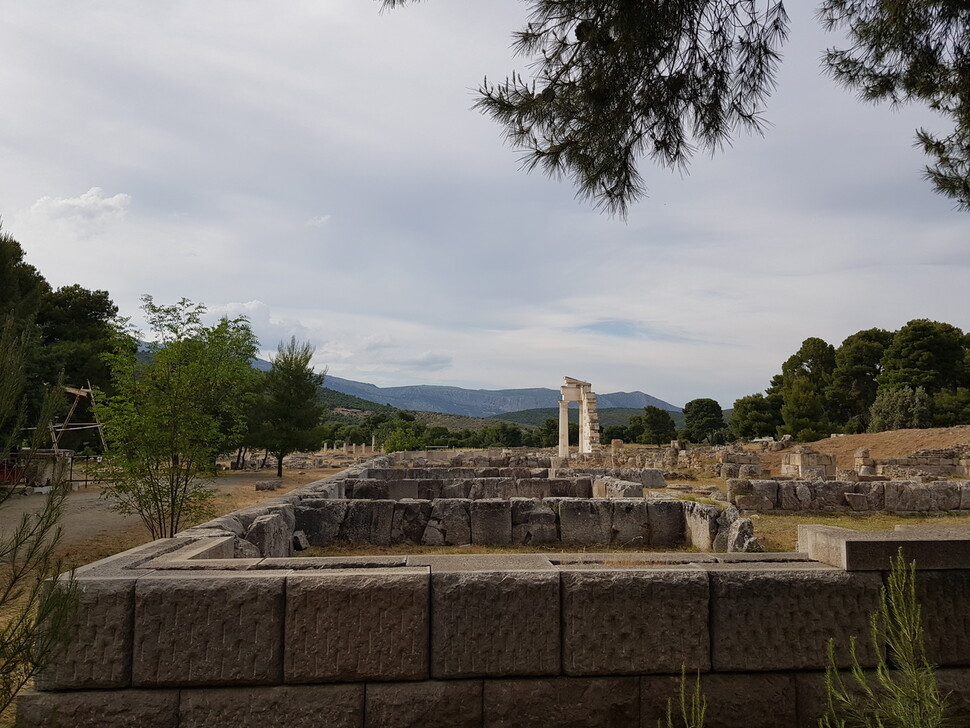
[558,376,600,458]
[18,453,970,727]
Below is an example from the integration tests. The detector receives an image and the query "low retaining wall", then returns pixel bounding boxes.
[729,478,970,512]
[18,525,970,728]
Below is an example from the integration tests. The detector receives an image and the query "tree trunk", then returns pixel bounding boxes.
[276,453,283,479]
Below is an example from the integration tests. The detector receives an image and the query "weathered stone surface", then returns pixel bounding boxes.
[16,688,179,728]
[292,530,310,551]
[255,480,279,491]
[483,677,639,728]
[366,680,482,728]
[422,499,471,546]
[471,499,512,545]
[245,512,291,558]
[751,480,779,507]
[917,570,970,666]
[647,500,684,547]
[234,537,263,558]
[386,480,420,500]
[285,569,429,682]
[640,468,666,488]
[391,499,432,544]
[683,501,720,551]
[35,578,135,690]
[351,479,389,499]
[295,500,347,546]
[844,492,869,511]
[725,518,757,552]
[562,570,709,675]
[712,505,740,552]
[610,499,650,548]
[642,673,797,728]
[710,569,882,671]
[511,498,558,545]
[469,478,516,499]
[339,499,394,545]
[735,494,772,510]
[132,575,285,686]
[431,570,559,678]
[180,685,363,728]
[558,499,612,544]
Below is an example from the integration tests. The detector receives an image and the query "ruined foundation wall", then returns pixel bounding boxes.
[19,530,970,728]
[730,478,970,512]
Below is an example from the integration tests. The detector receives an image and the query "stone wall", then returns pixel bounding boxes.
[19,525,970,728]
[729,478,970,512]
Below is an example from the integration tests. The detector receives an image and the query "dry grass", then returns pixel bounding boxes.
[752,510,970,552]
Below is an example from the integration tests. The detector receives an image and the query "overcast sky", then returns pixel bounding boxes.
[2,1,967,409]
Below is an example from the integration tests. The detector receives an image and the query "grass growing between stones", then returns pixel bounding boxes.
[751,511,970,552]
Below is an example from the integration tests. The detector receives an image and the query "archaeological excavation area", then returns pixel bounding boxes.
[17,449,970,728]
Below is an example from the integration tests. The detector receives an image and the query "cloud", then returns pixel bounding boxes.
[304,215,332,227]
[395,351,453,372]
[30,187,130,224]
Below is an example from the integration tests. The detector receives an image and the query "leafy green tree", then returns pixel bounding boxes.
[252,338,326,478]
[640,405,677,446]
[820,1,970,210]
[730,392,782,439]
[933,387,970,427]
[0,227,49,326]
[827,328,893,432]
[96,297,259,538]
[879,319,968,394]
[681,398,724,443]
[0,317,77,716]
[868,386,933,432]
[778,374,832,441]
[384,1,970,211]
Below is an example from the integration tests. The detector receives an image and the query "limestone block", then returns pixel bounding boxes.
[422,499,471,546]
[683,502,720,551]
[642,673,796,728]
[726,479,751,500]
[801,465,830,480]
[751,481,779,506]
[266,503,296,534]
[391,499,432,544]
[234,537,262,558]
[469,478,517,499]
[292,530,310,551]
[721,463,740,479]
[725,518,757,552]
[647,500,685,547]
[712,506,740,552]
[431,570,559,678]
[180,684,363,728]
[285,569,429,682]
[777,482,800,511]
[366,680,482,728]
[471,499,512,545]
[550,478,593,497]
[386,480,420,500]
[352,479,389,499]
[562,570,709,675]
[16,688,179,728]
[917,570,970,666]
[859,482,885,511]
[558,499,612,544]
[844,492,869,511]
[734,493,772,511]
[640,468,667,488]
[245,512,291,558]
[295,500,347,546]
[339,499,394,545]
[483,676,639,728]
[439,480,470,498]
[961,483,970,510]
[255,480,279,491]
[738,464,762,478]
[132,574,285,686]
[35,578,135,690]
[610,499,650,548]
[514,480,552,499]
[511,498,559,545]
[710,569,882,671]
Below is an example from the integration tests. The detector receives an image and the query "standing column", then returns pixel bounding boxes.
[578,396,590,455]
[558,399,570,458]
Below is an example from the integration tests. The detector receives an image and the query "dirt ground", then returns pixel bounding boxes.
[0,466,345,571]
[757,425,970,474]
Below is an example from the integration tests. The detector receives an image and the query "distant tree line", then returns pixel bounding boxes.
[730,320,970,441]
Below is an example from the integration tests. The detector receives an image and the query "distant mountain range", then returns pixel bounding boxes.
[316,373,681,418]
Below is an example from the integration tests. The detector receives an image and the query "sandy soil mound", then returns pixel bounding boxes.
[758,425,970,472]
